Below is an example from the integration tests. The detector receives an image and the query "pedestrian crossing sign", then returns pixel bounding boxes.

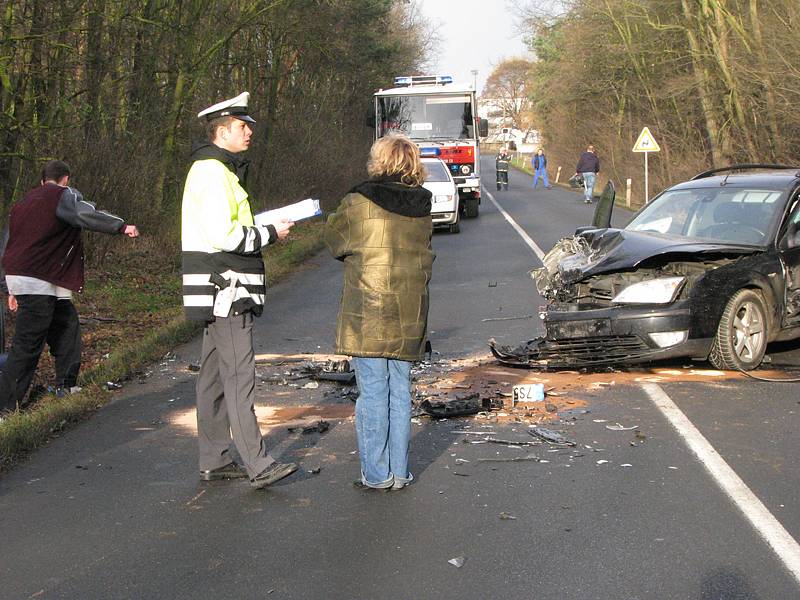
[632,127,660,152]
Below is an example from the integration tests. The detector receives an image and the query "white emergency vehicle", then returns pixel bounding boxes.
[373,75,488,218]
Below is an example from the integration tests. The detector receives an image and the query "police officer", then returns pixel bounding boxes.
[181,92,297,489]
[495,147,511,191]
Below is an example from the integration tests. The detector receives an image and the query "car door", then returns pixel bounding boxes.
[776,187,800,325]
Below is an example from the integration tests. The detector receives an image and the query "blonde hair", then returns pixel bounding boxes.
[367,133,426,186]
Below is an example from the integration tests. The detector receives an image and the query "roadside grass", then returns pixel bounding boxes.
[0,220,326,471]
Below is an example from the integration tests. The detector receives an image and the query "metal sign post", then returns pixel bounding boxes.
[632,127,661,203]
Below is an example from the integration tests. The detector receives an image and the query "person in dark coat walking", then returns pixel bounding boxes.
[532,148,552,189]
[0,160,139,413]
[495,147,511,191]
[575,144,600,203]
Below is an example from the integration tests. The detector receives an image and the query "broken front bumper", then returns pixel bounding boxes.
[491,301,712,369]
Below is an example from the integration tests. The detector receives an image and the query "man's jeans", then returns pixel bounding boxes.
[582,172,597,201]
[533,169,550,188]
[352,357,413,488]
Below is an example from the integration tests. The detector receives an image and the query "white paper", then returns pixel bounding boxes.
[254,198,321,226]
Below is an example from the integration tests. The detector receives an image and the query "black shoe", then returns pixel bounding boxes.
[250,462,298,489]
[200,461,247,481]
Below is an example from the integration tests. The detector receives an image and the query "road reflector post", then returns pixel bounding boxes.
[626,178,632,207]
[555,166,562,183]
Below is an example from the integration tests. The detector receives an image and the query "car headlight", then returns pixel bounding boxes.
[433,194,453,204]
[460,165,471,175]
[612,277,685,304]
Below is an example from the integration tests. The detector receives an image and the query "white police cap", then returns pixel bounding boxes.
[197,91,256,123]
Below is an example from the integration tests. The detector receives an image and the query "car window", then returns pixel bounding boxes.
[424,161,451,183]
[626,188,781,245]
[779,194,800,249]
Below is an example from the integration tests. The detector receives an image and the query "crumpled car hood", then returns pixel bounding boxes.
[556,228,762,284]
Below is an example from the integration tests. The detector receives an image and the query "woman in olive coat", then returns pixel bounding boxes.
[325,133,434,490]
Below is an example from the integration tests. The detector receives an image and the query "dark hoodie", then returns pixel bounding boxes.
[190,142,251,190]
[348,174,432,217]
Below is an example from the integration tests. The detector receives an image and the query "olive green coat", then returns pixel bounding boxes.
[325,192,434,361]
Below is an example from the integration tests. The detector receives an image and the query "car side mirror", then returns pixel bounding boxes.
[591,180,616,229]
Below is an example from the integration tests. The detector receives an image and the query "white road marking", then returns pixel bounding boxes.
[642,382,800,585]
[483,189,546,260]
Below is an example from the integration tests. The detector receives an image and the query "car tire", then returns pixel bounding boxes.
[464,197,479,218]
[709,288,768,371]
[449,221,460,234]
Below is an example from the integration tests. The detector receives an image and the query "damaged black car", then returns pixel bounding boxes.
[491,165,800,371]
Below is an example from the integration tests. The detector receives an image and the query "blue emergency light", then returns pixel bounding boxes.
[420,147,440,157]
[394,75,453,87]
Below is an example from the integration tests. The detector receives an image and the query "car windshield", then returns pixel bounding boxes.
[376,94,474,141]
[625,187,783,245]
[424,161,451,183]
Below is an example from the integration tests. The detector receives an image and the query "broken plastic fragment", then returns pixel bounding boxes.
[499,512,517,520]
[529,427,576,447]
[288,420,329,434]
[448,556,466,568]
[605,423,638,431]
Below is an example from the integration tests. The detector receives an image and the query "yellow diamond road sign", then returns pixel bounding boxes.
[633,127,660,152]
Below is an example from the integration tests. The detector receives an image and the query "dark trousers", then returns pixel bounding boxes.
[496,170,509,190]
[0,295,81,412]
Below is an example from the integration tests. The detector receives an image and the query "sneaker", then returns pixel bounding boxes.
[200,461,247,481]
[352,480,391,492]
[390,473,414,491]
[250,462,298,489]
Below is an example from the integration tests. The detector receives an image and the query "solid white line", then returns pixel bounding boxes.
[483,189,546,260]
[642,382,800,585]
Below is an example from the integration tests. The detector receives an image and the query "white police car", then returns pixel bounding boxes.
[422,157,460,233]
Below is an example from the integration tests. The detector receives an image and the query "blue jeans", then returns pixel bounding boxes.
[533,168,550,188]
[352,357,413,488]
[582,172,596,200]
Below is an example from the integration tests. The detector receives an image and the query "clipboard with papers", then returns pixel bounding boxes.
[254,198,322,226]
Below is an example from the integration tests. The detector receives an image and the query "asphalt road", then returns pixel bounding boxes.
[1,158,800,599]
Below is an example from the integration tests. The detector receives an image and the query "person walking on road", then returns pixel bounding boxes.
[181,91,298,490]
[575,144,600,203]
[0,160,139,413]
[532,148,552,189]
[325,133,434,491]
[495,147,511,191]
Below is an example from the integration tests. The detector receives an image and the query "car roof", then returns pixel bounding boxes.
[671,167,800,191]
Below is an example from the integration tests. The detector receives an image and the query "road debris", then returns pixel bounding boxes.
[477,454,544,463]
[499,512,518,520]
[529,427,576,447]
[420,394,484,418]
[288,420,330,434]
[448,556,466,568]
[605,423,638,431]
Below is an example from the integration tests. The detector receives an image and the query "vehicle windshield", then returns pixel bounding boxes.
[424,161,451,183]
[376,94,474,141]
[625,187,783,245]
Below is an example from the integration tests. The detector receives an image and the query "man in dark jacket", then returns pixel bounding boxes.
[0,160,139,413]
[575,144,600,203]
